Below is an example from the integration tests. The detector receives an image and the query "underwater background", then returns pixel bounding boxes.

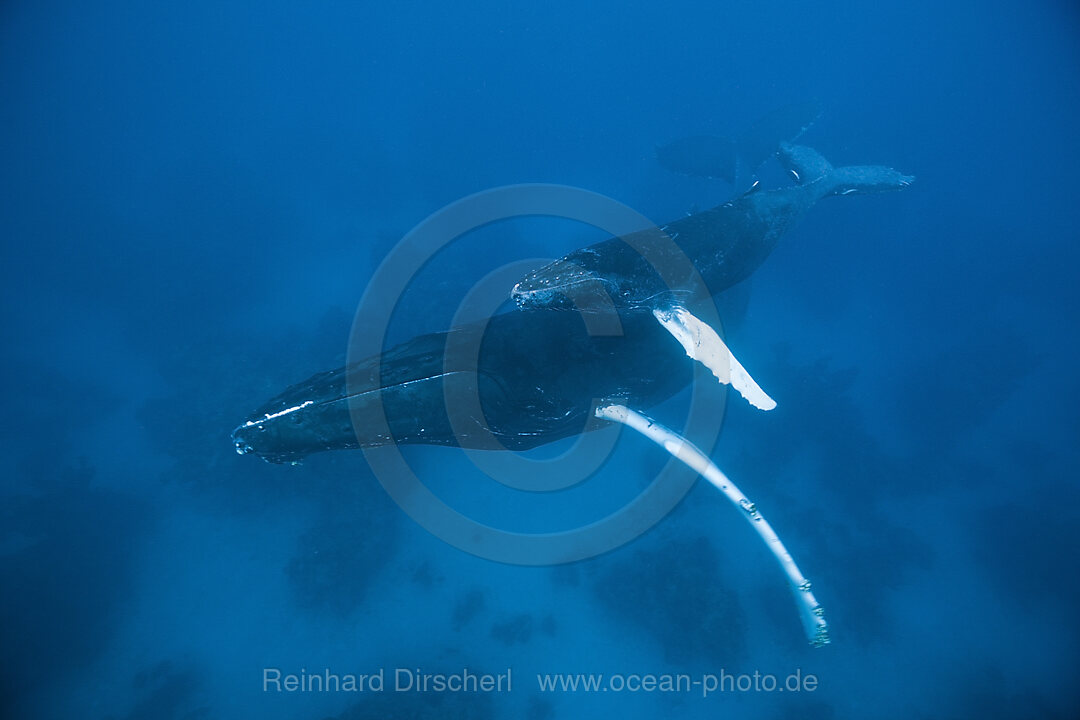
[2,0,1079,718]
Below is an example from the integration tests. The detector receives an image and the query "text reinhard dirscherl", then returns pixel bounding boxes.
[262,668,820,698]
[263,667,512,694]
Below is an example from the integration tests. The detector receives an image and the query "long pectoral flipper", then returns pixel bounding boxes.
[653,307,777,411]
[595,404,830,647]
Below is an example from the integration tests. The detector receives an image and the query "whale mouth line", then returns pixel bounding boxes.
[241,399,314,428]
[511,276,592,296]
[238,374,458,427]
[231,366,514,462]
[231,369,483,447]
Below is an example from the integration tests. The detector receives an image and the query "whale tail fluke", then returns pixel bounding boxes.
[733,99,822,189]
[827,163,915,195]
[778,142,914,196]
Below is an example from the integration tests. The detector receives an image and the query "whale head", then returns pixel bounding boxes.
[511,258,622,311]
[231,393,356,465]
[230,364,392,464]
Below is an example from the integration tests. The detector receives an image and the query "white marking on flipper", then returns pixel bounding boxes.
[653,307,777,411]
[594,403,830,647]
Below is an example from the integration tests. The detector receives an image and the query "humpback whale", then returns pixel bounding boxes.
[232,139,913,648]
[511,143,909,647]
[655,100,823,188]
[513,144,914,314]
[511,144,912,409]
[231,308,692,463]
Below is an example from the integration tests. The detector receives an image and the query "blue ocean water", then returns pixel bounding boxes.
[2,1,1079,718]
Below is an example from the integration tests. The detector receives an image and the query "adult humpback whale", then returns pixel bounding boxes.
[655,99,822,188]
[231,307,692,463]
[232,141,912,648]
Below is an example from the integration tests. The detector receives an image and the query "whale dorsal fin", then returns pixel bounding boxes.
[778,142,832,185]
[739,179,762,197]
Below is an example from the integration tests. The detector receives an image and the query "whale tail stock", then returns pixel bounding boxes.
[777,142,915,196]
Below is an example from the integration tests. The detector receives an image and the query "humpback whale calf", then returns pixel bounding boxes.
[233,140,912,647]
[513,144,913,314]
[511,143,913,408]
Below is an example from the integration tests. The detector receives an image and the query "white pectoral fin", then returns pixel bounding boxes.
[595,403,830,647]
[653,306,776,411]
